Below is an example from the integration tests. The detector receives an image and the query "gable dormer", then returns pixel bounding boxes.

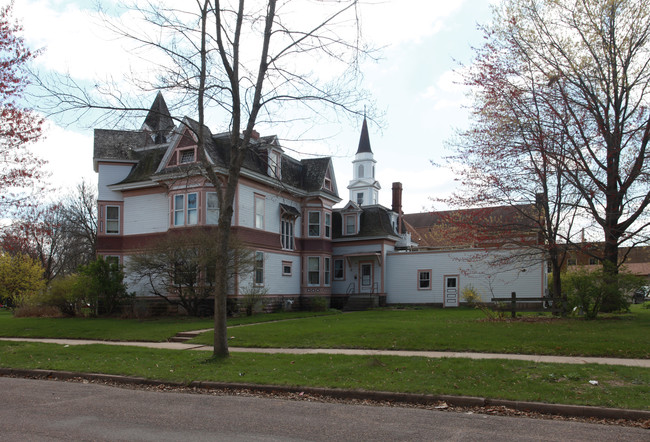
[340,201,362,236]
[162,122,200,169]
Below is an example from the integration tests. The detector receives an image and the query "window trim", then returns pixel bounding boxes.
[282,260,292,276]
[324,257,331,286]
[333,258,345,280]
[173,194,185,226]
[254,194,265,230]
[324,212,331,238]
[307,256,320,286]
[179,148,196,164]
[418,269,432,290]
[187,192,198,225]
[106,205,120,235]
[206,192,219,225]
[281,217,295,250]
[344,214,356,236]
[254,251,264,286]
[308,211,321,237]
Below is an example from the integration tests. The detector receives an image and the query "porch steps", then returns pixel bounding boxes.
[168,329,208,343]
[343,295,375,312]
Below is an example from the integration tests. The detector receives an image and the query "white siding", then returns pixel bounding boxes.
[98,164,133,201]
[237,183,301,236]
[386,248,546,304]
[123,193,169,235]
[239,252,301,295]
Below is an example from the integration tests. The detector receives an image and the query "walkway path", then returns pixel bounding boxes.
[1,337,649,368]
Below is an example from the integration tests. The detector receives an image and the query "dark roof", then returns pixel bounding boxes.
[95,113,336,196]
[333,206,397,240]
[356,118,372,154]
[118,147,168,184]
[93,129,149,161]
[143,92,175,138]
[403,205,541,248]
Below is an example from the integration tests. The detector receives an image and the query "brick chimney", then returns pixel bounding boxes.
[392,182,403,234]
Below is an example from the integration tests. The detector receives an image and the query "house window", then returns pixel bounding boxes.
[567,256,577,266]
[324,177,332,191]
[418,270,431,290]
[282,261,292,276]
[106,206,120,234]
[187,192,198,225]
[358,164,364,178]
[324,213,331,238]
[174,194,185,226]
[357,192,364,205]
[333,259,344,280]
[281,217,295,250]
[206,192,219,225]
[254,252,264,285]
[324,257,331,286]
[255,195,265,229]
[179,149,195,164]
[589,257,598,265]
[269,151,281,178]
[308,257,320,285]
[344,214,356,235]
[308,211,320,237]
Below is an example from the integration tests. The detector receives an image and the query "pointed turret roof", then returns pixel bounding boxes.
[143,92,175,134]
[356,117,372,154]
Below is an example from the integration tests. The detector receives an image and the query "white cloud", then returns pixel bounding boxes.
[29,120,95,195]
[359,0,466,47]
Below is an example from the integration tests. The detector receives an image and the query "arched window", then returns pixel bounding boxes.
[358,164,364,178]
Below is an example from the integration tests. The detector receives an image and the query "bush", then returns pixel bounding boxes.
[78,257,131,315]
[241,284,268,316]
[45,274,88,316]
[310,296,328,312]
[461,285,482,306]
[0,253,46,308]
[563,266,644,319]
[641,301,650,310]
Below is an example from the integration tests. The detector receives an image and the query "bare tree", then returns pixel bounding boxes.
[34,0,372,356]
[486,0,650,310]
[129,229,254,317]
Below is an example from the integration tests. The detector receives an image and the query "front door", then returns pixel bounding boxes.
[360,263,373,293]
[444,275,459,307]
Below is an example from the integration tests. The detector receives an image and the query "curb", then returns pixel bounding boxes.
[2,368,649,422]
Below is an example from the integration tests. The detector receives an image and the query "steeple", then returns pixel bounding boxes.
[356,117,372,154]
[347,118,380,206]
[143,92,175,144]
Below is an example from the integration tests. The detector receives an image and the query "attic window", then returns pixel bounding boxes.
[324,177,332,191]
[269,150,281,179]
[179,149,195,164]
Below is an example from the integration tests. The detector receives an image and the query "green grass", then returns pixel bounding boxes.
[0,310,337,342]
[192,306,650,358]
[0,340,647,410]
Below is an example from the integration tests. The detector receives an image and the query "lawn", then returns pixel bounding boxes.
[0,310,337,342]
[192,306,650,358]
[1,340,648,410]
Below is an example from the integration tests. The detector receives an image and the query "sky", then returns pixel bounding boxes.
[14,0,495,214]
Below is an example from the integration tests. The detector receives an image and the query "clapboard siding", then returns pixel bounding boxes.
[98,164,133,201]
[123,193,169,235]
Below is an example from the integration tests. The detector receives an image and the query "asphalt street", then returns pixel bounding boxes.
[1,377,647,441]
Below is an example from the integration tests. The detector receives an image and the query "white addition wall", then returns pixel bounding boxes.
[386,248,546,304]
[98,164,133,201]
[123,193,169,235]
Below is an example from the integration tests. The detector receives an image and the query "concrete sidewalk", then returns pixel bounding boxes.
[2,337,649,367]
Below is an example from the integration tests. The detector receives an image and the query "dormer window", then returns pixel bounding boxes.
[268,150,281,179]
[179,149,195,164]
[324,177,332,191]
[344,214,357,235]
